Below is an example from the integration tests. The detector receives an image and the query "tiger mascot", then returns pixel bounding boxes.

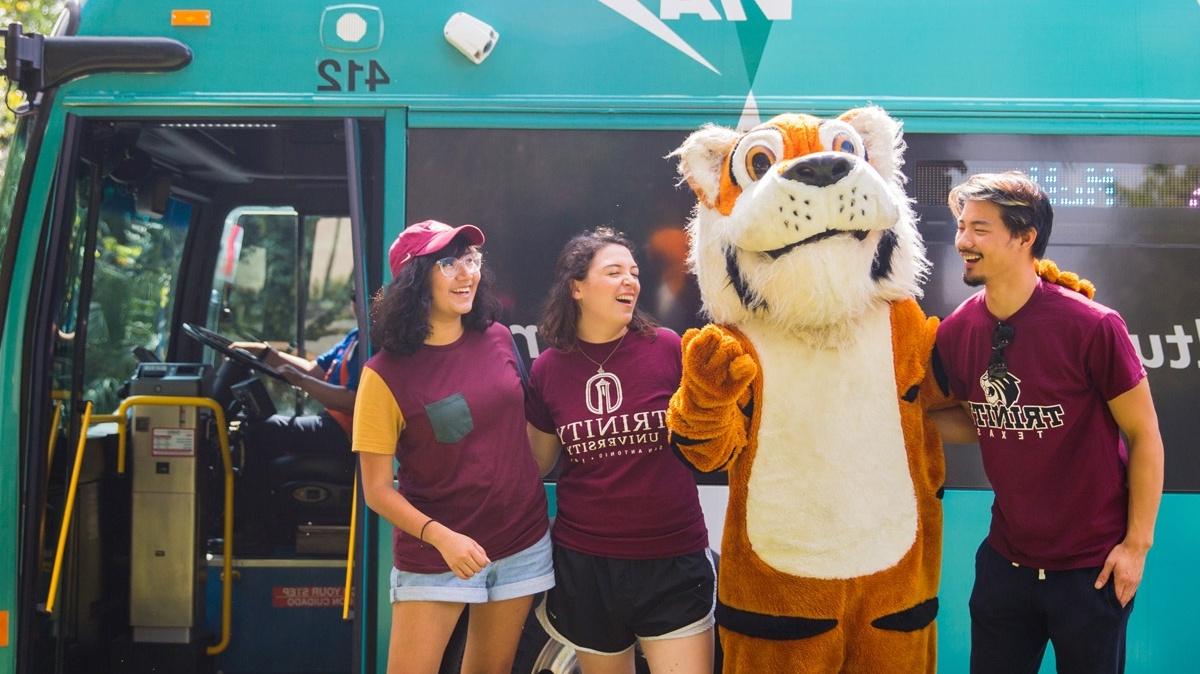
[666,107,950,673]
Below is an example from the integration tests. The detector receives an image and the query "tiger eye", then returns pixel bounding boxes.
[746,146,776,181]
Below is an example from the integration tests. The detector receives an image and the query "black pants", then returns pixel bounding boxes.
[243,413,350,457]
[970,541,1133,674]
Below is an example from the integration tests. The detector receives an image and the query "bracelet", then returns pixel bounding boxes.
[418,518,436,543]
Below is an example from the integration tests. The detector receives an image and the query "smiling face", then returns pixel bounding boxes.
[572,243,640,336]
[955,200,1034,287]
[427,248,482,324]
[672,107,928,334]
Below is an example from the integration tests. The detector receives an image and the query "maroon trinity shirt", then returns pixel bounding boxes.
[937,280,1146,569]
[526,327,708,559]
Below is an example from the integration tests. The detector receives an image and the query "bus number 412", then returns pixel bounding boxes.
[317,59,390,92]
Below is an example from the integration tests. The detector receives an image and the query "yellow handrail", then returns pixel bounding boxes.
[110,395,235,656]
[342,468,359,621]
[45,402,92,613]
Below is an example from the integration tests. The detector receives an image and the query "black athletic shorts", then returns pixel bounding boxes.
[535,544,716,655]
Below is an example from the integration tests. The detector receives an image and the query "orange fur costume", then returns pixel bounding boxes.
[667,108,953,672]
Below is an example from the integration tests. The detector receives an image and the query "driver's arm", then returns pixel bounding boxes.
[278,366,356,414]
[230,341,325,376]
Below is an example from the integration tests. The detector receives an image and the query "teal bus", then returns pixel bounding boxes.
[1,1,1197,673]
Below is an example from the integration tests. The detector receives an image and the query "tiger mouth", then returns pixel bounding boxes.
[724,229,899,312]
[763,229,870,259]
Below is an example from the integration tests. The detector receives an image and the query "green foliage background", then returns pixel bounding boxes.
[1,0,65,171]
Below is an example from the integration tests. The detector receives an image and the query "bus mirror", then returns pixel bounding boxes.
[1,22,191,102]
[4,23,42,98]
[443,12,498,65]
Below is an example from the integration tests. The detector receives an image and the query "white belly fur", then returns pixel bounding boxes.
[743,304,917,579]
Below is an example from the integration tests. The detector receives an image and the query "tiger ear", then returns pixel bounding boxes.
[668,124,740,208]
[839,106,905,184]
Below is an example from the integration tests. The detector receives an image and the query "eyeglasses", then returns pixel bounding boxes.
[988,321,1015,379]
[434,252,483,278]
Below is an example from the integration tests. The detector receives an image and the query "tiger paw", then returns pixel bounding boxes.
[681,325,758,408]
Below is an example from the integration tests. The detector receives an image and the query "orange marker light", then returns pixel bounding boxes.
[171,10,212,27]
[1,609,8,647]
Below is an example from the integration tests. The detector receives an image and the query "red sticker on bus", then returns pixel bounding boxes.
[271,586,343,608]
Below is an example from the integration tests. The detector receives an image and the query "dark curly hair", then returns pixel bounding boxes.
[538,226,658,351]
[370,236,500,355]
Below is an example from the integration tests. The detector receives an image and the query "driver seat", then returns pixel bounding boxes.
[265,450,355,549]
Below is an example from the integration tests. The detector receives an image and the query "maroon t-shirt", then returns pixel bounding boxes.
[937,280,1146,569]
[364,322,548,573]
[526,327,708,559]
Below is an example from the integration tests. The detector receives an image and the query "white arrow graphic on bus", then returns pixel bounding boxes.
[596,0,720,74]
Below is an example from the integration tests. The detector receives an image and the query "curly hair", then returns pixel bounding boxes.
[538,226,658,351]
[370,236,500,355]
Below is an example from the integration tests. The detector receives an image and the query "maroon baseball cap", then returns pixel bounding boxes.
[388,220,485,277]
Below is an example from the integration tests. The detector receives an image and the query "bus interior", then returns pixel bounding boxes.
[27,117,383,673]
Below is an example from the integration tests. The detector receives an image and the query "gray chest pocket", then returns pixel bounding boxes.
[424,393,474,444]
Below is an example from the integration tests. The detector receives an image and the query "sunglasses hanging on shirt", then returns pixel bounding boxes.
[988,321,1015,379]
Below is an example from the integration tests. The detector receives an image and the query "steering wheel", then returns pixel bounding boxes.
[181,323,286,381]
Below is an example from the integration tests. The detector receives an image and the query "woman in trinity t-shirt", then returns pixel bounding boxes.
[354,221,551,674]
[527,227,713,673]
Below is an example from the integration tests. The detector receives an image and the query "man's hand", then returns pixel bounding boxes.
[1094,540,1149,608]
[277,364,308,388]
[426,523,491,580]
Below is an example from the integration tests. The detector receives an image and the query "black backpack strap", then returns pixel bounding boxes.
[511,335,530,391]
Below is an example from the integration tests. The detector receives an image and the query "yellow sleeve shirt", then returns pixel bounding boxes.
[351,367,405,455]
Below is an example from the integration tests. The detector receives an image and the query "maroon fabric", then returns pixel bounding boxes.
[937,280,1147,569]
[365,322,548,573]
[527,328,708,559]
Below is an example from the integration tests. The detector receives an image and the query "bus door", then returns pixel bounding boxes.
[22,115,383,674]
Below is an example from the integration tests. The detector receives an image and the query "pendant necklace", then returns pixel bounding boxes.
[576,330,628,374]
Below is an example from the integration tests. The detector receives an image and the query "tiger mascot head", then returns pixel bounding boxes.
[671,107,926,343]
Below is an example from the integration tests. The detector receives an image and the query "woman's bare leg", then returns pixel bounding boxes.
[387,600,466,674]
[640,628,714,674]
[461,595,536,674]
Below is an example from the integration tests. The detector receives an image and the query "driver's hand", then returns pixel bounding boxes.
[229,341,269,357]
[277,364,308,388]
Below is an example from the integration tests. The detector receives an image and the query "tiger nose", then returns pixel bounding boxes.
[783,155,853,187]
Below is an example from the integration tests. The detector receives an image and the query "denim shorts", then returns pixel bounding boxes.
[390,530,554,603]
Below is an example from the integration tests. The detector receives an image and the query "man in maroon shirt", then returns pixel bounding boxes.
[935,171,1164,674]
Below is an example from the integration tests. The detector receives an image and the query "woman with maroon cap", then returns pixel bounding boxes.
[353,220,552,674]
[526,227,713,673]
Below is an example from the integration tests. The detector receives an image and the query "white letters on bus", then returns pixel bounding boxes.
[1129,320,1200,369]
[659,0,793,21]
[510,324,541,359]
